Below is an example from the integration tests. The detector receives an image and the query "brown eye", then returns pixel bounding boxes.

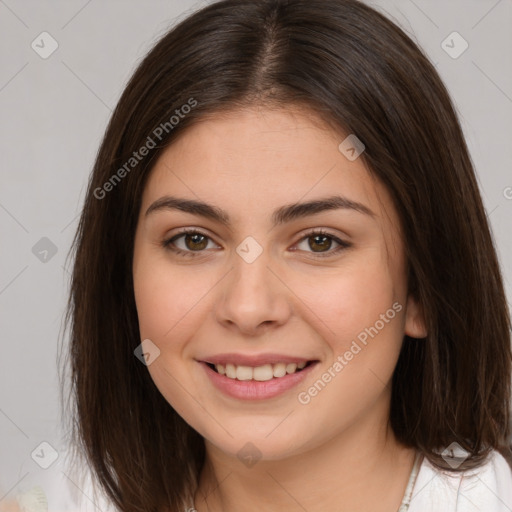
[162,229,218,257]
[294,230,350,258]
[184,233,208,251]
[308,234,333,252]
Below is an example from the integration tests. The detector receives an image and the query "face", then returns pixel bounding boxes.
[132,106,426,461]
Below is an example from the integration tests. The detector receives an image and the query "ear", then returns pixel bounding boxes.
[404,294,428,338]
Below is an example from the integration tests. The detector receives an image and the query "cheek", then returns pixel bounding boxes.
[294,253,402,349]
[133,251,206,340]
[322,266,405,394]
[132,256,210,421]
[133,272,178,340]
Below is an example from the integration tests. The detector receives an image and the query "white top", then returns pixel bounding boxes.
[3,449,511,511]
[181,450,512,512]
[407,450,512,511]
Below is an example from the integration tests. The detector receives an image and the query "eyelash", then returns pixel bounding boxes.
[161,228,351,259]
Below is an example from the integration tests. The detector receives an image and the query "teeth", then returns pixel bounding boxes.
[273,363,287,378]
[286,363,297,374]
[236,365,253,381]
[253,364,274,381]
[213,361,309,381]
[226,364,236,379]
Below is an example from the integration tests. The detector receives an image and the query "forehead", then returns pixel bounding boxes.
[141,107,398,230]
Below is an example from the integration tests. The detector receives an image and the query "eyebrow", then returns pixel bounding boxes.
[145,195,375,226]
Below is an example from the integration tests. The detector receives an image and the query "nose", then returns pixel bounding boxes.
[214,248,292,336]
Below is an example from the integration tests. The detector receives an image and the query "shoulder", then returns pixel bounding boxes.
[408,450,512,512]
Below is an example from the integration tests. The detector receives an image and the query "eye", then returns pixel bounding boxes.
[162,228,350,258]
[162,229,219,257]
[294,229,350,257]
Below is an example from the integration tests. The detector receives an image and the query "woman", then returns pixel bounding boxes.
[64,0,512,511]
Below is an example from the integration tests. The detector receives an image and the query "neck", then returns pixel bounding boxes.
[193,402,417,512]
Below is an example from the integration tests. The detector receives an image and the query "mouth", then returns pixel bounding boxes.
[205,360,314,381]
[199,357,319,400]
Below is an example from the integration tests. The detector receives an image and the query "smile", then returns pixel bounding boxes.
[200,357,319,400]
[208,361,309,381]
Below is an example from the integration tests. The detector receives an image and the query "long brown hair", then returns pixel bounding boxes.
[62,0,512,510]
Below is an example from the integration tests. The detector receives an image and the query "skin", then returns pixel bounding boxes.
[132,106,427,512]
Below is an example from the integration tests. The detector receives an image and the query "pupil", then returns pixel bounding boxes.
[186,234,207,250]
[310,235,331,252]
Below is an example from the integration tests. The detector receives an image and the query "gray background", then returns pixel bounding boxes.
[1,0,511,509]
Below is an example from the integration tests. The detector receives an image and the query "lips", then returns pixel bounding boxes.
[199,353,319,400]
[200,353,314,381]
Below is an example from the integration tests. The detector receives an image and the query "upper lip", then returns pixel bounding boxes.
[200,353,315,366]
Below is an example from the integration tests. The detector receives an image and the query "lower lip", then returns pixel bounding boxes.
[201,362,318,400]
